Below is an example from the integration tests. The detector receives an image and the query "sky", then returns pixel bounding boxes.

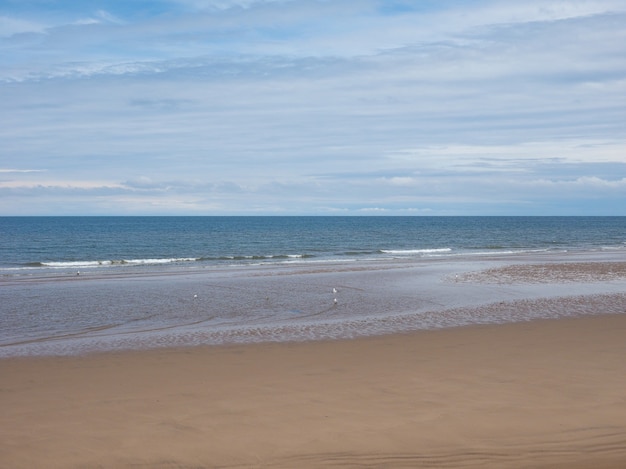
[1,0,625,216]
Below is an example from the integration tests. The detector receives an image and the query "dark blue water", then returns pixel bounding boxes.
[1,217,625,275]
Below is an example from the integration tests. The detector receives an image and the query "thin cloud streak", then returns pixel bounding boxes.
[0,169,46,173]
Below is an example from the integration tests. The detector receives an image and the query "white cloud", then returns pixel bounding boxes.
[530,176,626,190]
[452,0,626,25]
[171,0,292,10]
[95,9,125,24]
[387,141,626,172]
[0,169,46,173]
[387,177,416,186]
[0,180,124,190]
[72,10,125,26]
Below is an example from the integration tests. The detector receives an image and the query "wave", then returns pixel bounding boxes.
[37,258,200,268]
[201,254,316,261]
[436,248,565,259]
[377,247,565,259]
[26,254,318,270]
[380,248,453,255]
[11,245,578,273]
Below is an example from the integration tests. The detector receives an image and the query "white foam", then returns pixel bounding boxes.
[42,261,110,268]
[381,248,452,255]
[122,258,198,265]
[41,258,198,268]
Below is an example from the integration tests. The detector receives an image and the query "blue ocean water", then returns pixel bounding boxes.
[1,216,625,275]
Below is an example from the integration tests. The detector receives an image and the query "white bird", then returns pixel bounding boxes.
[193,294,198,299]
[333,298,338,305]
[332,287,338,294]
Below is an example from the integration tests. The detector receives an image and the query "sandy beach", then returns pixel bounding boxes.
[2,312,626,468]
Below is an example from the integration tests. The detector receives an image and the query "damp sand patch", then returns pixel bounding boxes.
[458,261,626,284]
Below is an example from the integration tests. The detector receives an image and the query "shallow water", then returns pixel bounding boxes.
[2,250,625,357]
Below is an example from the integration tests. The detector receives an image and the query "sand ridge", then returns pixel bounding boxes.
[460,261,626,284]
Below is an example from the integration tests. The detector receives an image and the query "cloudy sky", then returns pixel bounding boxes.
[1,0,625,215]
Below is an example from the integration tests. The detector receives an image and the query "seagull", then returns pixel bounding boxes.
[333,298,338,305]
[332,287,338,294]
[193,294,198,299]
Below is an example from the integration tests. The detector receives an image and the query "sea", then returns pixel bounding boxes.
[1,216,625,356]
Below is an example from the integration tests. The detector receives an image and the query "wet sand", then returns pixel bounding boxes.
[2,312,626,468]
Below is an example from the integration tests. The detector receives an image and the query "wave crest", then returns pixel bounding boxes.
[380,248,453,255]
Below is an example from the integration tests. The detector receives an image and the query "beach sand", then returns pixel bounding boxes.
[2,313,626,468]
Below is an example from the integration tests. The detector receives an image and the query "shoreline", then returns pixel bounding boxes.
[2,252,626,357]
[3,247,624,279]
[2,313,626,468]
